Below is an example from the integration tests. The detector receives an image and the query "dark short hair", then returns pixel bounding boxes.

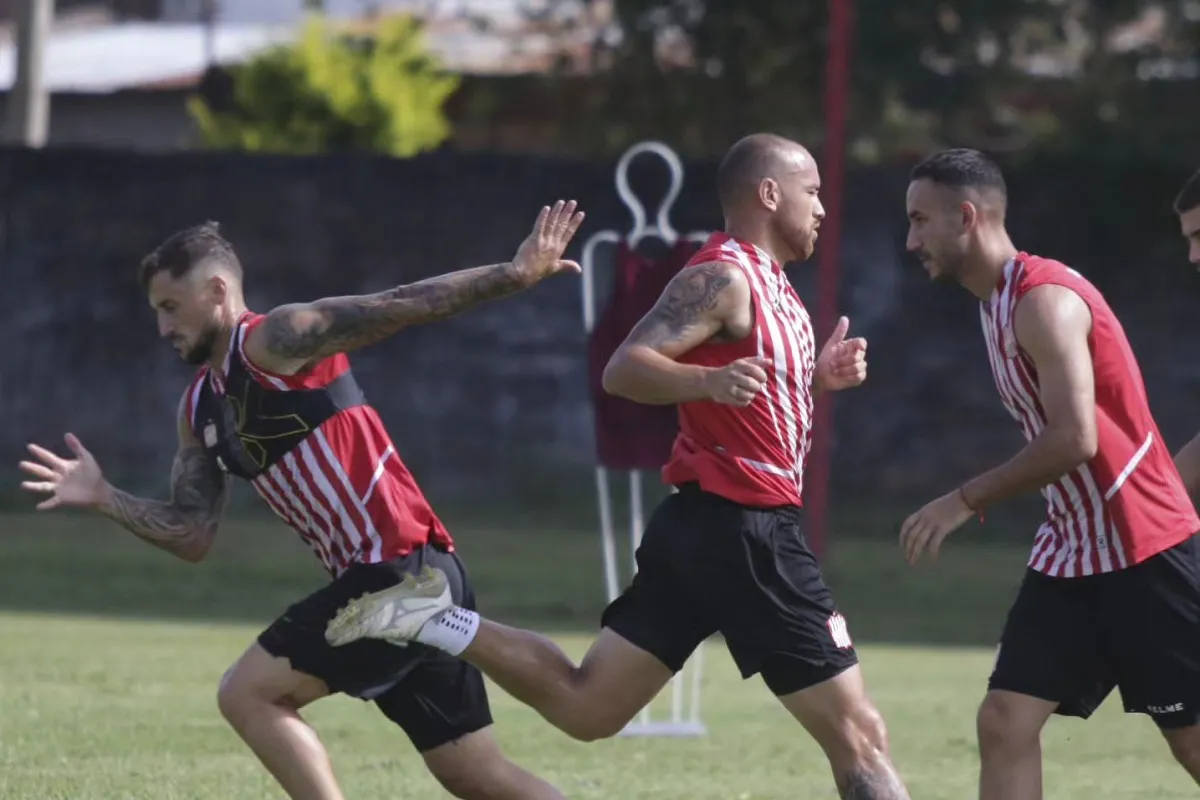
[716,133,796,212]
[910,148,1007,199]
[138,221,242,292]
[1174,169,1200,214]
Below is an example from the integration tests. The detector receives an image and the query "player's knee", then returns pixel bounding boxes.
[216,664,256,724]
[800,695,891,773]
[976,693,1040,755]
[215,662,283,726]
[560,676,634,740]
[780,670,889,767]
[832,701,890,763]
[853,703,890,753]
[561,710,628,742]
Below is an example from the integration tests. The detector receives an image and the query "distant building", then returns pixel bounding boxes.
[0,0,608,152]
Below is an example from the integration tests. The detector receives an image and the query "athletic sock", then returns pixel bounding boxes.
[415,606,480,656]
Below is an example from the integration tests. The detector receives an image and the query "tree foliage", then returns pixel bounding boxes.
[188,14,460,157]
[539,0,1200,161]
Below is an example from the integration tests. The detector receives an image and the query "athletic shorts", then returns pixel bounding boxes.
[601,482,859,696]
[989,533,1200,730]
[257,545,492,752]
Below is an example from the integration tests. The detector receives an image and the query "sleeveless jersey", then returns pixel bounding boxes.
[981,253,1198,577]
[661,232,816,507]
[187,312,453,577]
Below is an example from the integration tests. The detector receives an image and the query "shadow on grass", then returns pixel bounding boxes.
[0,504,1032,648]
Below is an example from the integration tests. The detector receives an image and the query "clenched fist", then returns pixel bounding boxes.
[704,357,771,407]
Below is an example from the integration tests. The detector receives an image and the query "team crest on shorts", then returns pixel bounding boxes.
[826,613,853,649]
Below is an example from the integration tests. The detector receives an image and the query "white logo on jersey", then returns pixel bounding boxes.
[826,613,853,649]
[203,423,217,448]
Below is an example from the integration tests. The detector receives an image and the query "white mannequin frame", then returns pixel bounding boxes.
[579,141,709,737]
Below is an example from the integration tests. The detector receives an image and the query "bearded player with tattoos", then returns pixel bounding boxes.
[18,201,584,800]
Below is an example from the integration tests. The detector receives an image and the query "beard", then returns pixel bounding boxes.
[920,250,965,284]
[780,228,814,264]
[181,325,220,365]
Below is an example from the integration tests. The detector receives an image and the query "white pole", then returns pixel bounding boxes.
[6,0,54,147]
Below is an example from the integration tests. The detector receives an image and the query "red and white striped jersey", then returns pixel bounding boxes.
[186,312,453,577]
[662,232,816,507]
[982,254,1198,577]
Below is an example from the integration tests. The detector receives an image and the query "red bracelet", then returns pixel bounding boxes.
[959,485,985,523]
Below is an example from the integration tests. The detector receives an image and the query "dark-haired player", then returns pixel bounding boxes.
[1170,169,1200,494]
[18,202,585,800]
[322,134,911,800]
[1174,169,1200,268]
[901,148,1200,799]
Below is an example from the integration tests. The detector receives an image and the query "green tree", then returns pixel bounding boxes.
[188,14,460,157]
[536,0,1199,161]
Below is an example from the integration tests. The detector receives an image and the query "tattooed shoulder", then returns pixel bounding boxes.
[669,261,736,307]
[258,303,327,362]
[625,261,743,349]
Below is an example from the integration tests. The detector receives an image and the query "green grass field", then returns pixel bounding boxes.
[1,509,1196,799]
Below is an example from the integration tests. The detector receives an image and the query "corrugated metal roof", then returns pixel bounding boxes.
[0,23,294,93]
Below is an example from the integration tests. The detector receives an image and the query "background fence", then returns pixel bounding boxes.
[3,147,1197,522]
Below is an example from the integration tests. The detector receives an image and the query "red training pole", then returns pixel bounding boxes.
[807,0,853,559]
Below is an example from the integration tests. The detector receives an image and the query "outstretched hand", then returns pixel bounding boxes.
[510,200,587,287]
[814,316,868,393]
[19,433,108,510]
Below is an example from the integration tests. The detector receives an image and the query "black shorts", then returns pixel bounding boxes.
[600,482,859,696]
[989,534,1200,730]
[257,545,492,752]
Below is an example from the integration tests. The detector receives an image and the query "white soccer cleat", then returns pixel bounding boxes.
[325,565,452,647]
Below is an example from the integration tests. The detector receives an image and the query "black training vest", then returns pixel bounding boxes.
[192,327,367,481]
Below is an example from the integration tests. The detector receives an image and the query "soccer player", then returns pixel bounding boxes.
[1170,169,1200,494]
[900,149,1200,799]
[324,134,912,800]
[17,202,585,800]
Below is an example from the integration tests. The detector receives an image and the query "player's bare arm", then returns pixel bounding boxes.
[602,261,765,405]
[99,436,228,563]
[1173,433,1200,496]
[960,284,1097,508]
[245,200,585,375]
[902,284,1096,564]
[19,392,228,563]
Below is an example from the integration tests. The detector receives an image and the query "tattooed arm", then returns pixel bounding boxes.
[244,263,527,375]
[602,261,755,405]
[95,393,228,562]
[243,200,587,376]
[20,394,227,563]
